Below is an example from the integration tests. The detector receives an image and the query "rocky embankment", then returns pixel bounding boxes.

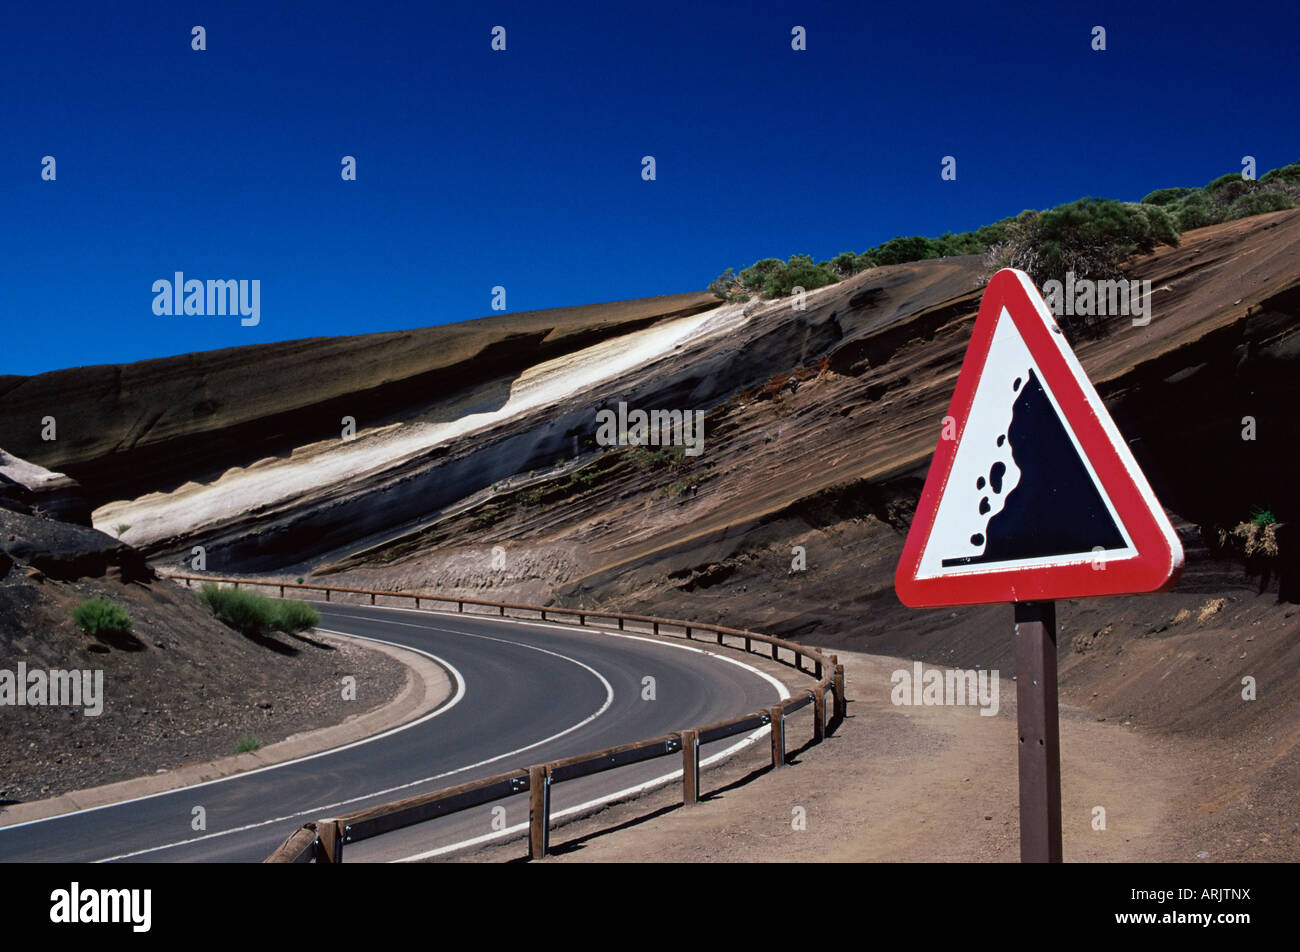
[0,458,403,806]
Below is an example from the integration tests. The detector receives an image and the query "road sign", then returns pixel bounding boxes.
[895,268,1183,608]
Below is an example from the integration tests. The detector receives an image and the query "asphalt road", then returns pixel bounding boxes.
[0,604,785,863]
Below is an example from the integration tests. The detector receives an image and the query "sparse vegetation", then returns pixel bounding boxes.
[197,583,320,637]
[1153,162,1300,231]
[235,735,262,754]
[660,473,704,498]
[272,599,322,632]
[631,445,689,472]
[984,198,1181,332]
[71,598,133,636]
[112,523,131,538]
[1197,597,1229,623]
[708,160,1299,310]
[708,222,1014,301]
[1235,507,1280,558]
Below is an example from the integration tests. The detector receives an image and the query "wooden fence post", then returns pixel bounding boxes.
[681,729,699,806]
[769,706,785,768]
[528,765,550,860]
[316,819,343,863]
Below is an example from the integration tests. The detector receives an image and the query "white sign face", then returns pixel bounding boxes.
[916,306,1135,579]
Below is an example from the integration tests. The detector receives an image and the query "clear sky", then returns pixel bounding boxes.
[2,0,1295,375]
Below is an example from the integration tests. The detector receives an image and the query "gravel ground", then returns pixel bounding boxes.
[0,573,405,805]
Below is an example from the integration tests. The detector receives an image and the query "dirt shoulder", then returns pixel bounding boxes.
[0,565,446,816]
[450,647,1292,862]
[0,630,450,828]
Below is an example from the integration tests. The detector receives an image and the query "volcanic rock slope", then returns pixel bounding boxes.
[3,211,1298,636]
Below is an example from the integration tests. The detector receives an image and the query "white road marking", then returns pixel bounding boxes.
[0,634,468,833]
[91,619,617,862]
[353,602,793,701]
[4,601,797,864]
[390,728,770,862]
[325,604,797,863]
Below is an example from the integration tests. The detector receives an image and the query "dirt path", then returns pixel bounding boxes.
[452,649,1215,862]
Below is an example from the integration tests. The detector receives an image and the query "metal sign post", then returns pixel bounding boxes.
[1013,601,1062,862]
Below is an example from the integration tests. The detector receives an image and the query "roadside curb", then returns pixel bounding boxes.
[0,630,452,829]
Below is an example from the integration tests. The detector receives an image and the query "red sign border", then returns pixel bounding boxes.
[895,268,1184,607]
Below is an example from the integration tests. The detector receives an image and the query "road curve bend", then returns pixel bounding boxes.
[0,603,787,862]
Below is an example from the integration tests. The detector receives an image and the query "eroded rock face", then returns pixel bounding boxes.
[0,508,150,582]
[0,449,92,526]
[6,212,1300,588]
[308,210,1300,626]
[0,292,718,506]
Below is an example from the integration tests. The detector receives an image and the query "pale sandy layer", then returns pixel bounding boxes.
[94,301,749,546]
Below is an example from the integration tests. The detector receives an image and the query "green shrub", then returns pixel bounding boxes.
[718,254,840,300]
[199,583,272,635]
[72,598,132,636]
[1167,192,1220,230]
[270,599,320,634]
[235,735,261,754]
[708,160,1296,308]
[707,267,750,302]
[1141,186,1196,206]
[1260,161,1300,186]
[738,257,786,291]
[776,254,838,296]
[198,583,318,636]
[825,251,860,278]
[867,235,942,266]
[982,199,1181,341]
[1250,506,1277,526]
[973,218,1014,248]
[933,231,985,257]
[987,199,1179,292]
[1205,172,1246,195]
[1226,190,1294,220]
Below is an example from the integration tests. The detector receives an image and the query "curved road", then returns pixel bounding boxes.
[0,604,786,863]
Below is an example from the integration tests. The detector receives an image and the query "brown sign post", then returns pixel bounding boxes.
[1014,601,1062,862]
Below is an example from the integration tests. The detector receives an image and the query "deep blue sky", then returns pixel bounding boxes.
[2,1,1296,375]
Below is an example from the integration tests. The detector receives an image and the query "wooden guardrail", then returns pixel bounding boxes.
[161,572,845,862]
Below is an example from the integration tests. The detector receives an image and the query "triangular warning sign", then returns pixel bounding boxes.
[895,268,1183,607]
